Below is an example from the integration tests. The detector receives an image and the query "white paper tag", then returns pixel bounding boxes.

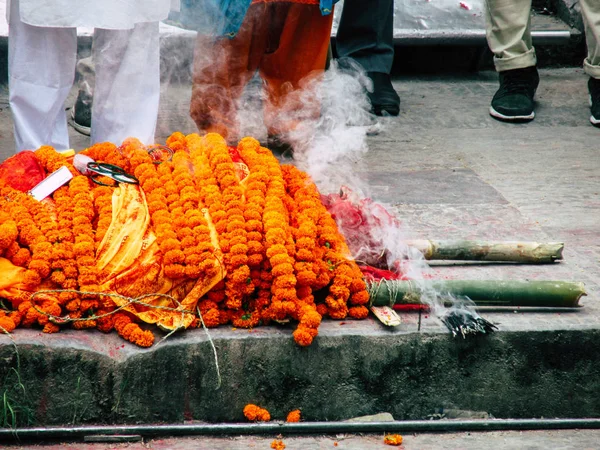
[370,306,402,327]
[29,166,73,201]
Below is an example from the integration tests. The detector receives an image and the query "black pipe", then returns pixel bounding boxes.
[2,418,600,441]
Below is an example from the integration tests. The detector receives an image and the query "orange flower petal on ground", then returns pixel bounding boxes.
[384,434,403,446]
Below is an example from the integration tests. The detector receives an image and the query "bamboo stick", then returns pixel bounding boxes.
[368,279,586,308]
[405,240,564,263]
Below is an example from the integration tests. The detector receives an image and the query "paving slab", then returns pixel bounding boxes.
[0,68,599,428]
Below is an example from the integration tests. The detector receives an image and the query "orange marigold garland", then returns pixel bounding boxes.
[236,138,275,320]
[128,144,188,279]
[202,133,251,309]
[187,134,228,309]
[170,138,218,281]
[81,141,128,170]
[236,137,267,287]
[256,146,297,321]
[91,184,114,248]
[0,311,17,333]
[113,312,154,347]
[281,165,323,345]
[0,133,372,347]
[0,185,52,289]
[69,175,97,295]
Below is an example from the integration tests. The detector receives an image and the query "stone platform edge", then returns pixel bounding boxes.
[1,319,599,427]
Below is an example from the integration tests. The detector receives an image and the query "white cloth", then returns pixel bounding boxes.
[9,0,161,151]
[7,0,172,29]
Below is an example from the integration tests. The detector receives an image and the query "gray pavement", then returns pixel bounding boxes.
[5,429,600,449]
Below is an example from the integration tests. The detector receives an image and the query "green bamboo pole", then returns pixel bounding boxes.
[368,280,586,308]
[405,240,564,263]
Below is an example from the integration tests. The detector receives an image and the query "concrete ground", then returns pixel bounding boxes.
[5,429,600,449]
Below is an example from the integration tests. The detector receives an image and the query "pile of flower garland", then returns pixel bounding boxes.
[0,133,369,347]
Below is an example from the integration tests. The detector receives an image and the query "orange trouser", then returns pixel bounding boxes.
[190,2,333,142]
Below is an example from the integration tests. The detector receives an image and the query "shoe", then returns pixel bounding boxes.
[489,66,540,122]
[589,77,600,127]
[367,72,400,116]
[266,135,294,160]
[70,91,92,136]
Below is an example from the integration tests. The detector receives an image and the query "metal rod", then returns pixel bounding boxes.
[3,419,600,441]
[388,30,572,46]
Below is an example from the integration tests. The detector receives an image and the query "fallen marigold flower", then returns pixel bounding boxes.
[286,409,301,423]
[384,434,403,446]
[270,439,285,450]
[243,404,271,422]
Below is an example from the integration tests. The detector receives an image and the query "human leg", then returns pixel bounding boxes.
[71,56,95,136]
[260,3,333,138]
[484,0,539,121]
[580,0,600,126]
[336,0,398,116]
[8,0,77,151]
[190,4,266,143]
[92,22,161,146]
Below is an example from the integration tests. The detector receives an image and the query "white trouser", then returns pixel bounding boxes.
[582,0,600,79]
[9,0,160,152]
[484,0,600,78]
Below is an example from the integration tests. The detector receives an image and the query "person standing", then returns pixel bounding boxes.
[335,0,400,116]
[485,0,600,126]
[186,0,336,145]
[7,0,171,152]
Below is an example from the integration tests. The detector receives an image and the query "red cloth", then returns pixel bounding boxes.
[190,2,333,141]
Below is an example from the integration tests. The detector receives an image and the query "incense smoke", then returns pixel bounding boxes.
[159,2,490,336]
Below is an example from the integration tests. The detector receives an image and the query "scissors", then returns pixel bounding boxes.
[87,162,139,186]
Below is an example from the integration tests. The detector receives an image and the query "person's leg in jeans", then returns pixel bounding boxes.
[92,22,161,146]
[581,0,600,126]
[484,0,539,121]
[8,0,77,151]
[335,0,399,116]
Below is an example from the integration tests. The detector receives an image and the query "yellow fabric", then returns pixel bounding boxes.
[95,184,225,330]
[0,257,30,306]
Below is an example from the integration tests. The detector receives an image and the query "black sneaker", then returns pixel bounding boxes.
[589,77,600,128]
[490,66,540,122]
[367,72,400,116]
[70,90,92,136]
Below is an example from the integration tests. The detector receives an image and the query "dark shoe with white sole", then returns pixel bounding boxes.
[70,91,92,136]
[490,66,539,122]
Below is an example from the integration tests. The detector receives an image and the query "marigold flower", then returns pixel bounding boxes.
[286,409,301,423]
[348,306,369,319]
[270,440,285,450]
[384,434,403,446]
[293,326,315,347]
[243,404,270,422]
[0,316,16,333]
